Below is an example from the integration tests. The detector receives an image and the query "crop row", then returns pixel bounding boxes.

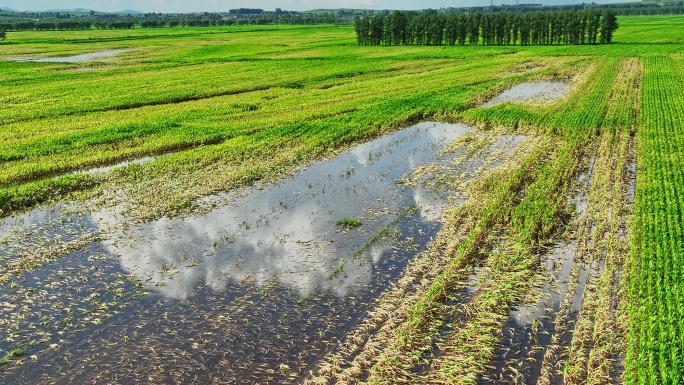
[536,58,641,384]
[627,55,684,384]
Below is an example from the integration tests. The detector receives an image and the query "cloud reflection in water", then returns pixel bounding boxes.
[102,122,474,299]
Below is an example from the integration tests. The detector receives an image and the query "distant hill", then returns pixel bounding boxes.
[45,8,97,13]
[1,7,144,14]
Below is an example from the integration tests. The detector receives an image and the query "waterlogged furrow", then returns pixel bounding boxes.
[562,58,641,385]
[529,58,641,385]
[305,57,625,384]
[558,131,634,385]
[304,132,541,385]
[585,133,634,385]
[423,57,628,385]
[358,137,555,383]
[430,130,590,384]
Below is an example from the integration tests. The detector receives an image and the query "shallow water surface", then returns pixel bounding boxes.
[482,81,571,107]
[479,153,595,384]
[104,122,474,299]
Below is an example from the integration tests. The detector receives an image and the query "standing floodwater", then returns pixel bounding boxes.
[1,122,524,384]
[102,122,474,300]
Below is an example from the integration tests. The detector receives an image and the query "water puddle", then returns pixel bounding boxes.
[83,156,158,175]
[0,122,530,383]
[573,155,597,216]
[51,66,111,72]
[12,49,131,63]
[101,122,474,299]
[626,160,636,205]
[482,81,571,107]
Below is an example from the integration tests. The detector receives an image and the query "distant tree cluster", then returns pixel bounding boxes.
[354,9,618,46]
[0,20,134,30]
[435,1,684,16]
[0,21,93,31]
[93,21,135,29]
[0,6,628,35]
[0,8,345,31]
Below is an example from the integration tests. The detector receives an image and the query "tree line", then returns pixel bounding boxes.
[354,9,618,46]
[0,8,346,32]
[0,21,94,31]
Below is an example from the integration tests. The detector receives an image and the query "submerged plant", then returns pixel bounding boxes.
[336,218,362,229]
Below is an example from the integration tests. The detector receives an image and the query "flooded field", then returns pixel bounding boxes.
[479,130,635,384]
[0,122,527,383]
[2,17,676,384]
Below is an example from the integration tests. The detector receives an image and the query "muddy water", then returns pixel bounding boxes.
[12,49,131,63]
[479,243,577,384]
[80,156,157,175]
[482,81,570,107]
[0,122,520,384]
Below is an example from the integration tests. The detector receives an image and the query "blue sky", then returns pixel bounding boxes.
[8,0,628,13]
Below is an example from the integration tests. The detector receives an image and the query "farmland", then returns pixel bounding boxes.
[1,14,683,384]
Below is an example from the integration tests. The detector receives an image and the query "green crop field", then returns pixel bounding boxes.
[0,14,683,384]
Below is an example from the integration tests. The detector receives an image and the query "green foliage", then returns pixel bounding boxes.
[627,55,684,385]
[0,347,26,366]
[354,10,619,46]
[336,218,362,229]
[0,24,535,215]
